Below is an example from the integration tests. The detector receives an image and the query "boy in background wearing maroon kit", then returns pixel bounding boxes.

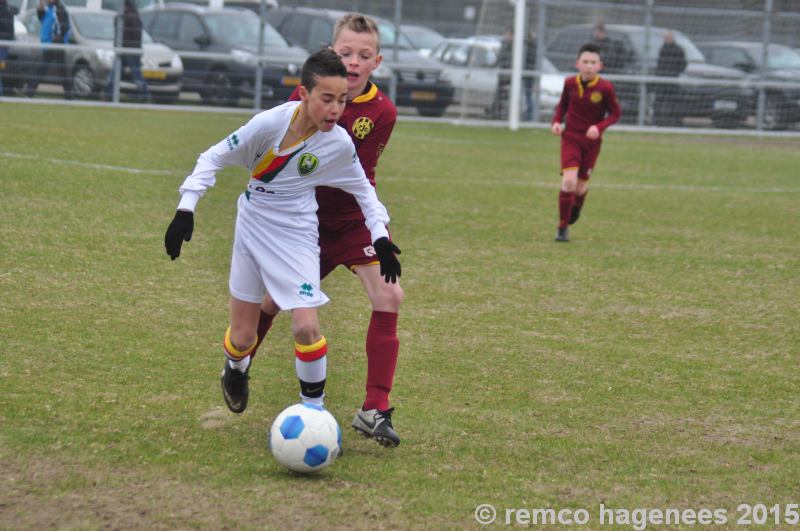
[551,43,621,242]
[229,14,404,447]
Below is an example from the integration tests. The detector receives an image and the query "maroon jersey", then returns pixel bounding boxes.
[289,82,397,223]
[551,75,621,137]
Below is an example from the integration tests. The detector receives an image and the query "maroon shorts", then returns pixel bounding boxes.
[319,219,381,279]
[560,132,602,180]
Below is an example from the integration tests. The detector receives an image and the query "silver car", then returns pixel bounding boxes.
[431,37,563,118]
[17,7,182,100]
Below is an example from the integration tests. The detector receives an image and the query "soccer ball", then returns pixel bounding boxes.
[268,403,341,473]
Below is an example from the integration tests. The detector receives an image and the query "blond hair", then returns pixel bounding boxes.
[332,13,381,51]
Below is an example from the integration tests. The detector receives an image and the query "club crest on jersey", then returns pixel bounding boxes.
[352,117,374,140]
[299,283,314,297]
[226,134,240,151]
[297,153,319,176]
[590,91,603,103]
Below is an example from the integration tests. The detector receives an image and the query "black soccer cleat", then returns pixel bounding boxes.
[555,226,570,242]
[221,360,250,414]
[352,407,400,447]
[568,206,582,225]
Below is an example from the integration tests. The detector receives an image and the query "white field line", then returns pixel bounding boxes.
[1,151,177,175]
[1,150,796,194]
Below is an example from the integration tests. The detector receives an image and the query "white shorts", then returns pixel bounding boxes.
[228,194,329,310]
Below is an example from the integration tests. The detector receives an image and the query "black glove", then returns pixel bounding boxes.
[164,210,194,260]
[373,237,401,284]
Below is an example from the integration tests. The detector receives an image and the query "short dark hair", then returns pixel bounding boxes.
[301,48,347,91]
[578,42,602,58]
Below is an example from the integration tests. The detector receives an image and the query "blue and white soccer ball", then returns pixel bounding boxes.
[268,403,341,473]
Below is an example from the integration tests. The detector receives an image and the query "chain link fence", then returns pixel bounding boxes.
[1,0,798,132]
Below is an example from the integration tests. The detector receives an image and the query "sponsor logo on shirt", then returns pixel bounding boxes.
[299,283,314,297]
[226,134,240,151]
[590,91,603,103]
[297,153,319,176]
[352,117,374,139]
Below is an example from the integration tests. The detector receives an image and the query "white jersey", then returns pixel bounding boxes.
[175,101,391,309]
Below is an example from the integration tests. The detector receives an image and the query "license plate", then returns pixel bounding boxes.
[142,70,167,80]
[712,99,737,111]
[411,90,437,102]
[281,76,301,87]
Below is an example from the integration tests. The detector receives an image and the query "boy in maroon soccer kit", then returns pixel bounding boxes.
[221,14,404,447]
[551,43,621,242]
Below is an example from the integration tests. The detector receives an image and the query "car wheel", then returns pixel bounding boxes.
[72,64,96,98]
[202,69,236,106]
[762,96,787,130]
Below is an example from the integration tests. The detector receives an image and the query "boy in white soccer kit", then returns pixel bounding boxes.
[164,49,401,412]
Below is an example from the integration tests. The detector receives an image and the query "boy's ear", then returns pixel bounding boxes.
[299,85,309,100]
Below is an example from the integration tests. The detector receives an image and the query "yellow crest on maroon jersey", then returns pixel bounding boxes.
[590,91,603,103]
[352,117,374,140]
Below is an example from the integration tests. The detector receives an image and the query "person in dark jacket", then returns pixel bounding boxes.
[590,24,629,74]
[654,31,687,125]
[105,0,149,101]
[0,0,15,96]
[491,28,538,120]
[24,0,72,98]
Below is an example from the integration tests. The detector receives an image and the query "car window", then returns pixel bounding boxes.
[149,12,180,39]
[471,46,495,68]
[306,17,333,51]
[205,13,288,47]
[178,13,205,43]
[376,21,413,50]
[766,44,800,69]
[279,14,309,47]
[546,27,589,70]
[442,43,469,66]
[708,47,750,69]
[72,12,116,40]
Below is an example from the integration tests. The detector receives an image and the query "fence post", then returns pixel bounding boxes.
[254,0,267,110]
[508,0,525,130]
[533,0,547,124]
[755,0,773,130]
[112,13,122,103]
[638,0,654,126]
[389,0,401,103]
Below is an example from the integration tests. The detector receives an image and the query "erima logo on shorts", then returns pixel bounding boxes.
[298,153,319,176]
[226,134,239,151]
[299,283,314,297]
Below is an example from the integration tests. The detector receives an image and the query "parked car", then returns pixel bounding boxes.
[9,0,161,16]
[400,23,445,57]
[697,41,800,129]
[141,3,307,106]
[546,23,753,128]
[266,6,455,117]
[430,37,563,118]
[13,7,182,100]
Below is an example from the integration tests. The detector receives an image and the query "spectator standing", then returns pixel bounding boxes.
[105,0,149,101]
[0,0,14,96]
[25,0,72,98]
[492,29,537,121]
[590,24,629,74]
[654,31,687,126]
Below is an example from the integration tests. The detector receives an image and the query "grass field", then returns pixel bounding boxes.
[1,103,798,529]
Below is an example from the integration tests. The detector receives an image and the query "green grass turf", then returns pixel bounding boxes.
[1,103,798,529]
